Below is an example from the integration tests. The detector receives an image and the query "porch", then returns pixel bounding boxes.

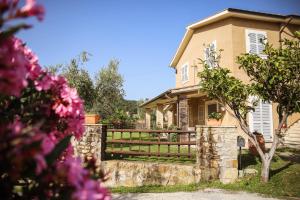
[140,85,223,130]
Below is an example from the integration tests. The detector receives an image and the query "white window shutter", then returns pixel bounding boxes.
[204,40,217,68]
[246,30,267,56]
[249,99,273,142]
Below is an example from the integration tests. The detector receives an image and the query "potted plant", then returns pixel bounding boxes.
[248,131,266,156]
[85,113,100,124]
[207,112,223,126]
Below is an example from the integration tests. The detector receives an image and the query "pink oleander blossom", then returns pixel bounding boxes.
[18,0,45,21]
[41,136,55,154]
[34,73,53,91]
[0,37,29,96]
[73,180,111,200]
[57,157,87,188]
[52,86,83,117]
[34,153,47,174]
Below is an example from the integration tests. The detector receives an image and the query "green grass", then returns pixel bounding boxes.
[110,148,300,198]
[106,131,196,164]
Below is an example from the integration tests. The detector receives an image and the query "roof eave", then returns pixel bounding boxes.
[169,9,300,68]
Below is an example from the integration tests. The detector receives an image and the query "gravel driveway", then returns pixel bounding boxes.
[112,189,279,200]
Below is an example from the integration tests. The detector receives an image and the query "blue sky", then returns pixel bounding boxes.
[18,0,300,100]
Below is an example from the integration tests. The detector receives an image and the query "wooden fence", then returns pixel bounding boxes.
[103,129,196,160]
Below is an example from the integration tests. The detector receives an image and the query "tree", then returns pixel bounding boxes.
[45,52,95,112]
[62,52,95,112]
[93,59,125,119]
[199,32,300,182]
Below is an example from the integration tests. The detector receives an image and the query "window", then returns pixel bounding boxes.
[204,40,217,68]
[181,63,189,83]
[245,29,267,58]
[205,100,221,120]
[248,98,273,142]
[207,103,217,116]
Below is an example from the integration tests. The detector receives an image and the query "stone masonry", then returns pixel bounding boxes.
[73,124,238,186]
[196,125,238,184]
[72,124,106,165]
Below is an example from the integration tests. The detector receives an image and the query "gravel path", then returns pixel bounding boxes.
[112,189,279,200]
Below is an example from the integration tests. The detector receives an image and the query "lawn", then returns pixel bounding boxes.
[105,131,196,164]
[110,148,300,198]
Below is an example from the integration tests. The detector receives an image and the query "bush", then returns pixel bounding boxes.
[0,1,110,199]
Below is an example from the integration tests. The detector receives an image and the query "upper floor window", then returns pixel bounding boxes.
[245,29,267,58]
[181,63,189,83]
[204,40,217,68]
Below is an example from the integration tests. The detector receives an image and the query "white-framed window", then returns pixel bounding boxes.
[204,40,217,68]
[245,29,267,58]
[205,100,221,121]
[248,97,273,142]
[181,63,189,83]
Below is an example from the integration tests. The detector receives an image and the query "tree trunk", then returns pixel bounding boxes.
[261,159,270,182]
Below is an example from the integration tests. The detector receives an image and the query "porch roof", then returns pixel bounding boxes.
[140,85,202,109]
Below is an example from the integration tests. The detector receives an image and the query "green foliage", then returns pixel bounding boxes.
[208,112,223,120]
[102,108,136,128]
[237,34,300,116]
[46,52,95,112]
[62,52,95,112]
[199,61,253,122]
[93,59,125,119]
[47,55,140,125]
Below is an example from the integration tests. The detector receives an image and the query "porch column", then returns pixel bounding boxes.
[167,110,173,128]
[145,109,151,129]
[178,96,188,131]
[156,105,164,129]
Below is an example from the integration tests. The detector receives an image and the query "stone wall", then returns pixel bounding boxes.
[101,161,201,187]
[72,124,106,164]
[72,124,238,186]
[196,125,238,184]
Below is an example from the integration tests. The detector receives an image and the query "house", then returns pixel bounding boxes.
[140,8,300,147]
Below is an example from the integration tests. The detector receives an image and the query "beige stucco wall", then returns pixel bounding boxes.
[175,18,234,88]
[174,16,300,140]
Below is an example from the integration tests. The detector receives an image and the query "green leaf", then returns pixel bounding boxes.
[45,135,72,165]
[0,23,31,41]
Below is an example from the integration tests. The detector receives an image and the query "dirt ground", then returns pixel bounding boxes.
[112,188,279,200]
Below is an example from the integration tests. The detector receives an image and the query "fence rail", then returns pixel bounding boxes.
[104,129,196,160]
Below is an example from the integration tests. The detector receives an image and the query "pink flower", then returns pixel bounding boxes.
[8,117,23,135]
[0,37,29,96]
[18,0,45,21]
[41,136,55,154]
[73,180,111,200]
[34,73,53,91]
[65,117,85,139]
[52,85,84,118]
[57,157,87,188]
[34,154,47,175]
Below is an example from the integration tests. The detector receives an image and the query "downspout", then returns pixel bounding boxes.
[177,95,180,129]
[279,17,293,48]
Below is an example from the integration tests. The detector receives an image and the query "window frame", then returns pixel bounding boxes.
[248,96,274,141]
[245,29,267,58]
[181,62,189,84]
[205,100,220,123]
[204,40,217,68]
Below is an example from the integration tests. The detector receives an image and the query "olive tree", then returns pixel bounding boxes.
[199,32,300,182]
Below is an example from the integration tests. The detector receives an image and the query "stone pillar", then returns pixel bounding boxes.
[156,105,164,129]
[196,125,238,184]
[72,124,107,165]
[178,97,188,130]
[145,109,151,129]
[167,110,174,128]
